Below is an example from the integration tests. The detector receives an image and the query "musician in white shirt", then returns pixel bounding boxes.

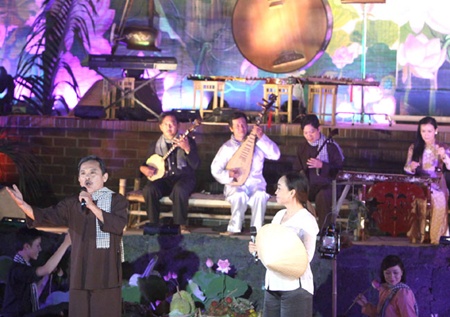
[211,111,281,235]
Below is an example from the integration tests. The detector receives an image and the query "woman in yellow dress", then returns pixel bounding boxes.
[404,116,450,244]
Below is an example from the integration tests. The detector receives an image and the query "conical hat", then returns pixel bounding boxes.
[256,223,308,279]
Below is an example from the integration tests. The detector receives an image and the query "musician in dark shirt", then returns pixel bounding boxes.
[293,114,344,229]
[140,112,200,234]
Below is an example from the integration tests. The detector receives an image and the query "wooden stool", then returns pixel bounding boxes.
[263,84,293,123]
[307,84,338,125]
[192,80,225,118]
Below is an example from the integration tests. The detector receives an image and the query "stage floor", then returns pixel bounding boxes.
[122,224,435,247]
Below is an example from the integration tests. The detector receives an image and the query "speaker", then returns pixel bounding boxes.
[204,107,238,123]
[116,80,162,121]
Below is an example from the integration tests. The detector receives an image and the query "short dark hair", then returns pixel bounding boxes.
[78,155,107,175]
[15,227,42,251]
[228,111,248,127]
[380,254,406,283]
[159,112,178,124]
[301,114,320,130]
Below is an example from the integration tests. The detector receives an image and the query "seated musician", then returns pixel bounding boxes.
[404,116,450,244]
[211,111,280,235]
[139,112,200,234]
[293,114,344,229]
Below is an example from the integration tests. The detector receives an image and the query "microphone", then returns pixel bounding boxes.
[80,187,87,211]
[250,226,258,263]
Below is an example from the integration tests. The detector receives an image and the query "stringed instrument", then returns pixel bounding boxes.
[232,0,333,73]
[314,128,339,175]
[225,94,277,186]
[145,119,201,181]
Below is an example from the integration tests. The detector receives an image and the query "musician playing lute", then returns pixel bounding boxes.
[211,111,280,236]
[139,112,200,234]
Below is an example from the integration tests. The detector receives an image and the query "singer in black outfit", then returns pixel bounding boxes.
[6,155,128,317]
[140,112,200,234]
[293,114,344,229]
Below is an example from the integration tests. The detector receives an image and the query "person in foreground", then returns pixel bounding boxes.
[404,116,449,244]
[2,228,71,317]
[249,172,319,317]
[6,155,128,317]
[294,114,344,229]
[211,111,280,235]
[356,254,419,317]
[140,112,200,234]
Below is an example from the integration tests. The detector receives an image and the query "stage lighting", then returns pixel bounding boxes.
[319,224,341,259]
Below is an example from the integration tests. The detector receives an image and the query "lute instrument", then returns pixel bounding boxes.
[231,0,333,73]
[146,119,201,181]
[225,94,277,186]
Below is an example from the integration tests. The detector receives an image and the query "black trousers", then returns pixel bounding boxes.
[142,174,196,225]
[308,183,333,230]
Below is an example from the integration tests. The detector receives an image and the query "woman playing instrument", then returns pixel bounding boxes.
[249,172,319,317]
[356,255,419,317]
[404,116,450,244]
[294,114,344,229]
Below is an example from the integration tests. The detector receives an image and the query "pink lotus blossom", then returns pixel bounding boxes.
[398,34,446,82]
[205,258,214,268]
[371,279,381,290]
[331,43,361,69]
[216,259,231,274]
[163,272,177,281]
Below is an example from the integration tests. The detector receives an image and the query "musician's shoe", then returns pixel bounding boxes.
[180,225,191,234]
[219,231,239,236]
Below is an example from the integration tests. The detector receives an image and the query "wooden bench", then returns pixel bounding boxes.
[119,179,284,228]
[120,179,350,230]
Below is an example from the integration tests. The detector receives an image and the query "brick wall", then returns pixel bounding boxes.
[0,115,426,203]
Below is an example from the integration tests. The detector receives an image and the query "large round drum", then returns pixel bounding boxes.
[256,223,308,279]
[232,0,333,73]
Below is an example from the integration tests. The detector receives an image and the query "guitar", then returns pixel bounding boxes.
[225,94,277,186]
[145,119,201,181]
[231,0,333,73]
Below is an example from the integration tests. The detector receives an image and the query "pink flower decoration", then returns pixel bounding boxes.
[398,34,446,81]
[331,43,361,69]
[371,279,381,290]
[205,258,214,268]
[216,259,231,274]
[163,271,178,281]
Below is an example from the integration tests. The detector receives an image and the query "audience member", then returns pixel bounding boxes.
[2,227,71,317]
